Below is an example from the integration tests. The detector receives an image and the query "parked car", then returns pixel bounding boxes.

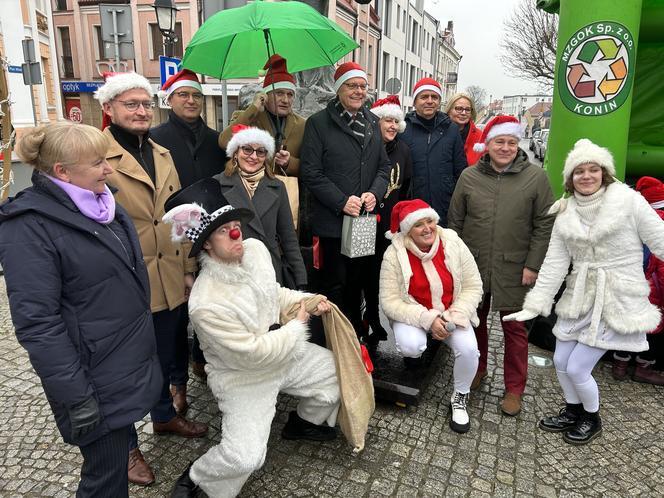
[534,130,549,160]
[529,130,542,151]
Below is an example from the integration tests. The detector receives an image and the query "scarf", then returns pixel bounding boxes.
[403,234,454,312]
[239,168,265,198]
[46,174,116,224]
[574,186,606,226]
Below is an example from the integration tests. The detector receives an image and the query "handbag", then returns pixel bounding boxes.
[275,172,300,230]
[340,211,377,258]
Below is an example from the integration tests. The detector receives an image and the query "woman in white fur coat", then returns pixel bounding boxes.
[379,199,483,433]
[505,139,664,445]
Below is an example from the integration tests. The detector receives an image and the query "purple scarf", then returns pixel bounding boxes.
[46,174,116,224]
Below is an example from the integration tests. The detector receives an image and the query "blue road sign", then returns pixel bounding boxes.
[8,65,22,74]
[159,56,181,87]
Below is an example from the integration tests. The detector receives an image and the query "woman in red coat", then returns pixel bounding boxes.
[445,93,483,166]
[612,176,664,385]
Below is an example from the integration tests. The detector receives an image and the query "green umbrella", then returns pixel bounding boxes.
[182,0,359,79]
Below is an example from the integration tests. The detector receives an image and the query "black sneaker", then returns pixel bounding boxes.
[281,411,337,441]
[538,403,582,432]
[563,410,602,445]
[449,391,471,434]
[170,462,201,498]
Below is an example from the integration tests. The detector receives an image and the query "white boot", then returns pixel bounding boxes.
[449,391,470,433]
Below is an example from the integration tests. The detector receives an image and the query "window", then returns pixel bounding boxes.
[394,56,398,78]
[396,4,400,29]
[150,22,184,59]
[358,39,365,66]
[58,26,74,78]
[368,44,373,73]
[411,21,418,52]
[55,0,68,10]
[384,0,392,37]
[94,25,104,60]
[382,52,389,90]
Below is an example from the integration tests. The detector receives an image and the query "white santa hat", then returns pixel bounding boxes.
[225,124,275,159]
[386,199,440,239]
[370,95,406,133]
[158,69,203,101]
[94,72,153,104]
[412,77,442,100]
[472,115,523,154]
[563,138,615,184]
[333,62,368,93]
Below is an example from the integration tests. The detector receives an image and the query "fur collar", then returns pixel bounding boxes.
[197,238,270,285]
[554,182,633,243]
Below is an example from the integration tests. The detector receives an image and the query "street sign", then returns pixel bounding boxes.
[22,39,36,63]
[159,56,181,87]
[385,77,401,95]
[99,3,134,60]
[7,66,22,74]
[22,62,42,85]
[61,81,104,93]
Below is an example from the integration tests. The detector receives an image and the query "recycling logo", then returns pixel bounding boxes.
[559,21,635,116]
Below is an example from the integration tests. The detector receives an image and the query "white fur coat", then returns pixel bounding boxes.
[379,226,483,331]
[522,182,664,351]
[188,239,313,385]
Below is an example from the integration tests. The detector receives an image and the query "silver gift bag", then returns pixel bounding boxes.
[340,213,377,258]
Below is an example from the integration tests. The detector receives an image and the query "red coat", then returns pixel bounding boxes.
[464,120,484,166]
[645,209,664,334]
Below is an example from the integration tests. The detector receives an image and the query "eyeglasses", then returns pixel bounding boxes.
[174,91,204,101]
[343,82,368,91]
[453,106,472,114]
[116,100,156,111]
[239,145,268,158]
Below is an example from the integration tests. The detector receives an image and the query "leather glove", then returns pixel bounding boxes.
[69,397,101,442]
[502,309,539,322]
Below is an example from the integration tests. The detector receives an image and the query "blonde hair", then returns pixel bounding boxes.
[445,93,477,122]
[15,122,109,174]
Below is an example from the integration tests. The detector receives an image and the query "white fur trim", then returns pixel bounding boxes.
[485,122,522,143]
[334,69,368,92]
[399,208,440,235]
[413,84,442,99]
[473,143,486,153]
[164,79,203,99]
[562,138,615,184]
[94,72,153,104]
[264,80,296,92]
[370,104,407,133]
[226,127,275,159]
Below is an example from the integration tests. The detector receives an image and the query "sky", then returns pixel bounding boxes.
[424,0,543,101]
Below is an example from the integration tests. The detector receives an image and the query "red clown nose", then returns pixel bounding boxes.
[229,228,241,240]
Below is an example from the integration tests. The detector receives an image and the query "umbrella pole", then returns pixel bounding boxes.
[263,29,285,157]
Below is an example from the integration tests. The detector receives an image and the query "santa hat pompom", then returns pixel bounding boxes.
[473,142,486,153]
[162,203,206,243]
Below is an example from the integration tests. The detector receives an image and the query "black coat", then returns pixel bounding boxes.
[0,172,162,446]
[151,111,225,188]
[376,137,413,239]
[400,111,467,225]
[300,99,391,238]
[216,172,307,288]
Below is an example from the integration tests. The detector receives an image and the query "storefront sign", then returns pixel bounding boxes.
[61,81,104,93]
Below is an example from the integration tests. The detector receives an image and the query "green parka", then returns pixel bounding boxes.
[447,149,555,311]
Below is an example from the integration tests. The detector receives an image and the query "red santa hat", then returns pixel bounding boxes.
[333,62,368,92]
[370,95,406,133]
[94,71,153,105]
[261,54,296,93]
[386,199,440,239]
[472,115,523,154]
[225,124,275,160]
[636,176,664,205]
[412,77,442,100]
[158,69,202,100]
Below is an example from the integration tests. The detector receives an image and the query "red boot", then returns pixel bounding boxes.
[632,357,664,386]
[612,354,630,381]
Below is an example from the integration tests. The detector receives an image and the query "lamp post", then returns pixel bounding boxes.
[153,0,178,58]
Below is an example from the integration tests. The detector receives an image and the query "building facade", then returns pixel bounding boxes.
[434,21,461,105]
[502,93,553,119]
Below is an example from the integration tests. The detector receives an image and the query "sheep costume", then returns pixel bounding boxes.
[162,178,340,498]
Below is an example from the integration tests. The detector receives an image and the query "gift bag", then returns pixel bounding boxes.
[340,212,377,258]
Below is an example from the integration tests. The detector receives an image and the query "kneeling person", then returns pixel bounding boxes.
[163,179,340,498]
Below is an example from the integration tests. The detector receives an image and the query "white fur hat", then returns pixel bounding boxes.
[94,72,153,104]
[563,138,615,183]
[370,95,406,133]
[226,124,275,159]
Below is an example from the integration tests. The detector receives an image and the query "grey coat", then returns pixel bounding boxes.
[215,172,307,288]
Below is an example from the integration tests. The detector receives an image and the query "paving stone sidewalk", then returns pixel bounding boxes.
[1,278,663,497]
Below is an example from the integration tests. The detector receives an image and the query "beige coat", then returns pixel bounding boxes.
[219,104,306,176]
[104,128,196,313]
[379,226,483,331]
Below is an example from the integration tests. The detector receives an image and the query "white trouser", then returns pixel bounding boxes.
[189,343,340,498]
[392,321,479,393]
[553,339,605,413]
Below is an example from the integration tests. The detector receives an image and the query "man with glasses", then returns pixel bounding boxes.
[95,72,208,488]
[220,54,305,176]
[400,77,467,227]
[300,62,390,339]
[152,69,225,397]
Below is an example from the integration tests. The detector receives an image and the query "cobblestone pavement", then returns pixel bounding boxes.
[1,277,663,498]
